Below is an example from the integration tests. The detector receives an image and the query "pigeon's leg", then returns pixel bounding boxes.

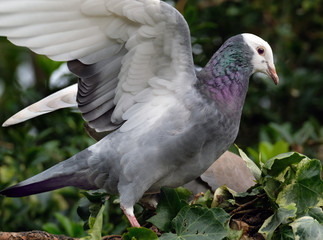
[121,205,140,227]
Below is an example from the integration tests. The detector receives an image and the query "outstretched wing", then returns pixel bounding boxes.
[0,0,196,132]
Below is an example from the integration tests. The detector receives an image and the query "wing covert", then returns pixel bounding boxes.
[0,0,197,132]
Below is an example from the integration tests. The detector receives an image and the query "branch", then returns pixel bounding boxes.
[0,230,76,240]
[0,231,123,240]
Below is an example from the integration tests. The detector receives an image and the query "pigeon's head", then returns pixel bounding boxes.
[242,33,279,85]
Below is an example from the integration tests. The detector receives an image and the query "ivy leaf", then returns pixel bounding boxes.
[263,177,281,200]
[81,190,108,203]
[147,187,191,232]
[264,152,306,177]
[159,205,229,240]
[290,216,323,240]
[211,186,235,209]
[276,158,323,214]
[78,191,108,230]
[307,207,323,224]
[123,227,158,240]
[81,204,105,240]
[236,145,261,180]
[259,204,297,240]
[158,233,179,240]
[272,225,295,240]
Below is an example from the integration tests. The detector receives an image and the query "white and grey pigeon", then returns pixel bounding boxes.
[0,0,279,227]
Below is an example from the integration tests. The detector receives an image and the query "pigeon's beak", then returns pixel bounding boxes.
[266,63,279,85]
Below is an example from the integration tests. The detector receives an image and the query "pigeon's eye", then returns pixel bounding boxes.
[257,47,265,56]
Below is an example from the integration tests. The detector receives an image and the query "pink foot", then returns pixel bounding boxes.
[126,213,141,228]
[121,205,141,227]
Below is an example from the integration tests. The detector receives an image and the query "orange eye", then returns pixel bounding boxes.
[257,47,265,56]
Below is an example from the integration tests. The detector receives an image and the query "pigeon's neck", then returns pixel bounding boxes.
[195,37,254,116]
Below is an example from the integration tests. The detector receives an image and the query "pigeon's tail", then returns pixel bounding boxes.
[0,148,98,197]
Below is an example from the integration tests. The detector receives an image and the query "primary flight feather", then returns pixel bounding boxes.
[0,0,278,227]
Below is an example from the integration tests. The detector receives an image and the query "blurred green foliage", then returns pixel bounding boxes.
[0,0,322,236]
[182,0,323,154]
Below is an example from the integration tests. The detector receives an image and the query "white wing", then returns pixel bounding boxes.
[2,84,78,127]
[0,0,196,132]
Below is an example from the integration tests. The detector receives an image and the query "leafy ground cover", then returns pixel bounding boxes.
[73,149,323,240]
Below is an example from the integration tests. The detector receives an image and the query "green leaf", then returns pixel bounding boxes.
[236,145,261,180]
[81,190,108,203]
[123,227,158,240]
[272,225,295,240]
[246,147,260,166]
[176,187,193,200]
[276,158,323,214]
[259,142,275,161]
[84,204,105,240]
[226,224,243,240]
[54,212,74,237]
[159,233,179,240]
[211,186,235,209]
[42,222,62,235]
[259,204,297,240]
[258,140,289,162]
[290,216,323,240]
[193,190,212,208]
[159,205,229,240]
[307,207,323,224]
[263,177,281,200]
[233,185,263,198]
[264,152,306,176]
[44,212,84,237]
[78,190,109,231]
[88,203,104,229]
[147,187,191,231]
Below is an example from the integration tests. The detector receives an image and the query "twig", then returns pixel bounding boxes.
[102,235,122,240]
[230,193,266,216]
[191,192,205,204]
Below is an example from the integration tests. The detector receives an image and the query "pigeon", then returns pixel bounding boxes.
[3,93,256,194]
[0,0,278,227]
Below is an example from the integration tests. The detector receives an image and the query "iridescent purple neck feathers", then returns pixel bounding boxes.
[196,35,254,115]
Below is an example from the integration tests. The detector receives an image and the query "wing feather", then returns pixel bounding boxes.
[0,0,196,132]
[2,84,77,127]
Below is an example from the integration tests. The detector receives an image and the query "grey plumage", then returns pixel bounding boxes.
[0,0,278,227]
[1,149,98,197]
